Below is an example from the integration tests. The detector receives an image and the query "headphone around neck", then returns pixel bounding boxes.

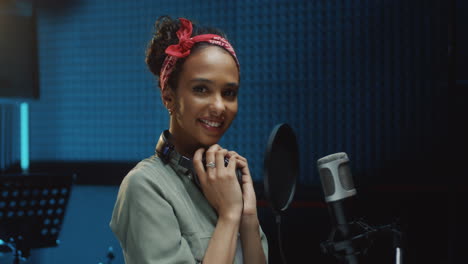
[155,130,242,188]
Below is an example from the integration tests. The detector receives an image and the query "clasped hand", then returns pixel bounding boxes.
[193,144,258,220]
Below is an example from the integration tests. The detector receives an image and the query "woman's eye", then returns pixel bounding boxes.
[193,85,208,93]
[223,89,237,97]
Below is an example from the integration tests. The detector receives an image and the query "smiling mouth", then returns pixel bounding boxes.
[198,118,223,128]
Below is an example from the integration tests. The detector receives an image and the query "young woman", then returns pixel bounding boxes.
[110,16,268,264]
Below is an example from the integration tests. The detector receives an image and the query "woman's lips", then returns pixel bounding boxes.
[198,118,223,132]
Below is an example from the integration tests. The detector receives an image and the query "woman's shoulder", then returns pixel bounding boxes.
[129,155,165,177]
[120,155,172,194]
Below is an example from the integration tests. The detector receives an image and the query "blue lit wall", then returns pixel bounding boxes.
[30,0,446,185]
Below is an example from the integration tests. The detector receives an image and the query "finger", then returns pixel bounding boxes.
[235,159,252,183]
[205,145,221,178]
[226,151,239,169]
[235,159,248,169]
[227,156,239,185]
[227,151,247,162]
[227,154,237,171]
[228,152,248,171]
[215,148,229,171]
[193,148,206,182]
[226,151,238,159]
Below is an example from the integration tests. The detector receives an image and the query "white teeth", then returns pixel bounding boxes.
[200,119,222,128]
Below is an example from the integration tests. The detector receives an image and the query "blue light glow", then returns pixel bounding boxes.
[20,102,29,172]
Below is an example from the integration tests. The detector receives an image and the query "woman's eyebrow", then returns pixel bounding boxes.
[189,78,213,84]
[190,78,238,87]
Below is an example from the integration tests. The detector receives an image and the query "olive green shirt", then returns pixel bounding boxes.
[110,154,268,264]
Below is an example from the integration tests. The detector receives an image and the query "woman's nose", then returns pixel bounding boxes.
[209,94,226,115]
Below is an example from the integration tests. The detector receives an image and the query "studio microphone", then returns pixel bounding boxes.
[317,152,359,264]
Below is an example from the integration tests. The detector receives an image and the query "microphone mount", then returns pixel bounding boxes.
[321,218,404,264]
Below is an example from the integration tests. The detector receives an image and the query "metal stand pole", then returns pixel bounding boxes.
[395,247,403,264]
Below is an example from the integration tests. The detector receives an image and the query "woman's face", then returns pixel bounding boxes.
[165,46,239,156]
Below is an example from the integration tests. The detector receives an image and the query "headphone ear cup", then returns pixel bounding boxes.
[155,130,174,164]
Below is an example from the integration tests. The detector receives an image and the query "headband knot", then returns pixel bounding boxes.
[165,18,195,57]
[159,18,239,91]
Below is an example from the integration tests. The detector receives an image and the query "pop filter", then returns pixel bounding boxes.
[263,123,299,214]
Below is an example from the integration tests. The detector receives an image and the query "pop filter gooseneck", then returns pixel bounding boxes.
[263,123,299,264]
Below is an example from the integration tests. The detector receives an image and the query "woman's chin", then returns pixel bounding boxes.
[198,139,219,149]
[197,135,223,148]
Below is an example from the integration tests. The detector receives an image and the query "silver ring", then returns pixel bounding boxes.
[206,162,216,168]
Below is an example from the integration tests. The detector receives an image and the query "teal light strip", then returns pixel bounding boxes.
[20,102,29,171]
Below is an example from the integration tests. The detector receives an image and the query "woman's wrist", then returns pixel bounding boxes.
[239,214,266,264]
[240,214,260,229]
[219,209,243,224]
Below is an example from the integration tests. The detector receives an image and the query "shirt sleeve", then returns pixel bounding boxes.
[110,166,197,264]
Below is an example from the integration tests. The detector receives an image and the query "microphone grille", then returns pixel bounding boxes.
[317,152,348,166]
[319,167,335,196]
[339,162,354,190]
[317,152,356,202]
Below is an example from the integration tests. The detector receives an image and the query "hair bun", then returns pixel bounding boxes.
[145,16,181,77]
[145,16,229,91]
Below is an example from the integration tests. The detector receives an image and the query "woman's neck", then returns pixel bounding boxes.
[168,128,201,158]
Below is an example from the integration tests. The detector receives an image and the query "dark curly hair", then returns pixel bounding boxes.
[145,16,230,91]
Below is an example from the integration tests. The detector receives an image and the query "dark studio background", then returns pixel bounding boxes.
[0,0,466,263]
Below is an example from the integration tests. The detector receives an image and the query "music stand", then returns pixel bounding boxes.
[0,173,74,263]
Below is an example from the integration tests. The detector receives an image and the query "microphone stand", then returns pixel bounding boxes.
[320,219,404,264]
[392,224,404,264]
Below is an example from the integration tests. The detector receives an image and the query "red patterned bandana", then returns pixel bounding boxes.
[159,18,239,91]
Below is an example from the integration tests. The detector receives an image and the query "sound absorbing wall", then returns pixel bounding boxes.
[27,0,449,186]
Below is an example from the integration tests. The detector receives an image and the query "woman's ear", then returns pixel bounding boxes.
[161,87,175,111]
